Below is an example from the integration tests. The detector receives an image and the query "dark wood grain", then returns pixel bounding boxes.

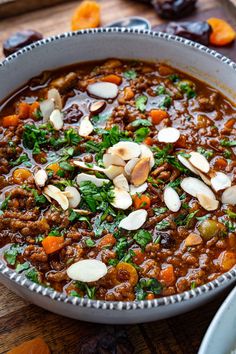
[0,0,235,353]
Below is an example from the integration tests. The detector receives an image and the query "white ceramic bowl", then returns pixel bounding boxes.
[0,28,236,324]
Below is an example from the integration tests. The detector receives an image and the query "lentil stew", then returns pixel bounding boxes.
[0,59,236,301]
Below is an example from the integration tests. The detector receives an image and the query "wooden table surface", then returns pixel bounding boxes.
[0,1,235,353]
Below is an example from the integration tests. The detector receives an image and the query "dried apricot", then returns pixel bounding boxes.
[71,1,101,31]
[207,18,236,46]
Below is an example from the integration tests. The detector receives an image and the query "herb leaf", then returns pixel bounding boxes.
[135,95,148,112]
[133,230,152,248]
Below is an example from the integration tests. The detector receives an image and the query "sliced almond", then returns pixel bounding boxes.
[189,152,210,174]
[157,127,180,143]
[130,182,148,196]
[108,141,141,161]
[72,209,92,215]
[43,184,69,210]
[78,116,94,137]
[103,153,125,168]
[221,186,236,205]
[211,172,231,192]
[34,169,47,188]
[111,187,132,210]
[197,193,219,211]
[198,170,211,186]
[73,160,104,172]
[63,186,81,208]
[49,109,64,130]
[89,100,106,115]
[104,165,124,180]
[113,174,129,191]
[177,154,199,175]
[124,158,139,176]
[40,99,55,122]
[76,173,109,187]
[67,259,107,282]
[119,209,148,230]
[140,144,155,169]
[185,233,203,247]
[130,158,150,187]
[48,88,62,110]
[164,187,181,212]
[181,177,216,200]
[87,82,118,99]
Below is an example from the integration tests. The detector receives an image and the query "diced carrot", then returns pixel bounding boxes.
[218,251,236,271]
[13,168,32,184]
[101,74,122,85]
[133,194,151,210]
[18,102,30,119]
[71,0,101,31]
[132,248,145,265]
[159,265,175,286]
[42,236,64,255]
[224,118,236,129]
[207,18,236,46]
[7,337,50,354]
[144,137,153,146]
[146,293,155,300]
[214,157,227,170]
[29,101,40,118]
[123,87,134,100]
[150,109,169,125]
[98,233,116,250]
[2,115,19,127]
[46,163,60,174]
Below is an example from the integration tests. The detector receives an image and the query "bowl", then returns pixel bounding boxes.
[199,286,236,354]
[0,28,236,324]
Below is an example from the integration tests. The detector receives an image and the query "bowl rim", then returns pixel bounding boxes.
[0,27,236,311]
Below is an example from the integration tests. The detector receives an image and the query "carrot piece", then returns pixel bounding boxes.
[146,293,155,300]
[143,137,153,146]
[132,248,145,265]
[150,109,169,125]
[123,86,135,100]
[101,74,122,85]
[71,0,101,31]
[218,251,236,271]
[29,101,40,118]
[13,168,32,184]
[214,157,227,170]
[18,102,30,119]
[207,18,236,46]
[42,236,64,255]
[7,337,50,354]
[133,194,151,210]
[159,265,175,286]
[46,162,60,174]
[2,115,19,127]
[98,233,116,250]
[224,118,236,129]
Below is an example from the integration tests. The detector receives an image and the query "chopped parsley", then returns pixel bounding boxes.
[226,210,236,219]
[220,139,236,147]
[79,181,114,213]
[156,85,166,95]
[124,70,137,80]
[135,95,148,112]
[153,207,168,215]
[115,237,129,260]
[84,238,96,247]
[0,194,11,211]
[10,153,31,167]
[134,127,150,143]
[169,74,180,83]
[4,244,23,265]
[197,147,214,159]
[158,95,172,109]
[75,281,96,299]
[135,278,162,300]
[156,220,170,231]
[178,81,196,99]
[131,119,152,127]
[16,261,30,273]
[68,210,91,226]
[25,267,40,284]
[133,230,152,248]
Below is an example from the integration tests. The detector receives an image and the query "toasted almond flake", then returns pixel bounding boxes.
[113,174,129,191]
[49,109,64,130]
[108,141,141,161]
[78,116,94,137]
[130,182,148,196]
[124,158,139,176]
[104,165,124,180]
[103,153,125,168]
[164,187,181,212]
[34,169,47,188]
[119,209,148,230]
[40,99,55,122]
[189,152,210,173]
[111,187,132,210]
[130,158,150,187]
[63,186,81,208]
[198,170,211,186]
[73,160,104,172]
[87,82,118,99]
[72,209,92,215]
[76,173,109,187]
[48,88,62,110]
[67,259,107,282]
[157,127,180,143]
[221,186,236,205]
[211,172,231,192]
[181,177,216,199]
[89,100,106,115]
[197,193,219,211]
[140,144,155,169]
[185,233,203,247]
[177,155,199,175]
[43,184,69,210]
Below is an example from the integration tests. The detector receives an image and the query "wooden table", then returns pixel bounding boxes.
[0,1,235,353]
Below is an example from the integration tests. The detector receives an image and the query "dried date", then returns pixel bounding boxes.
[63,104,83,123]
[3,30,43,57]
[153,0,197,20]
[165,21,212,46]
